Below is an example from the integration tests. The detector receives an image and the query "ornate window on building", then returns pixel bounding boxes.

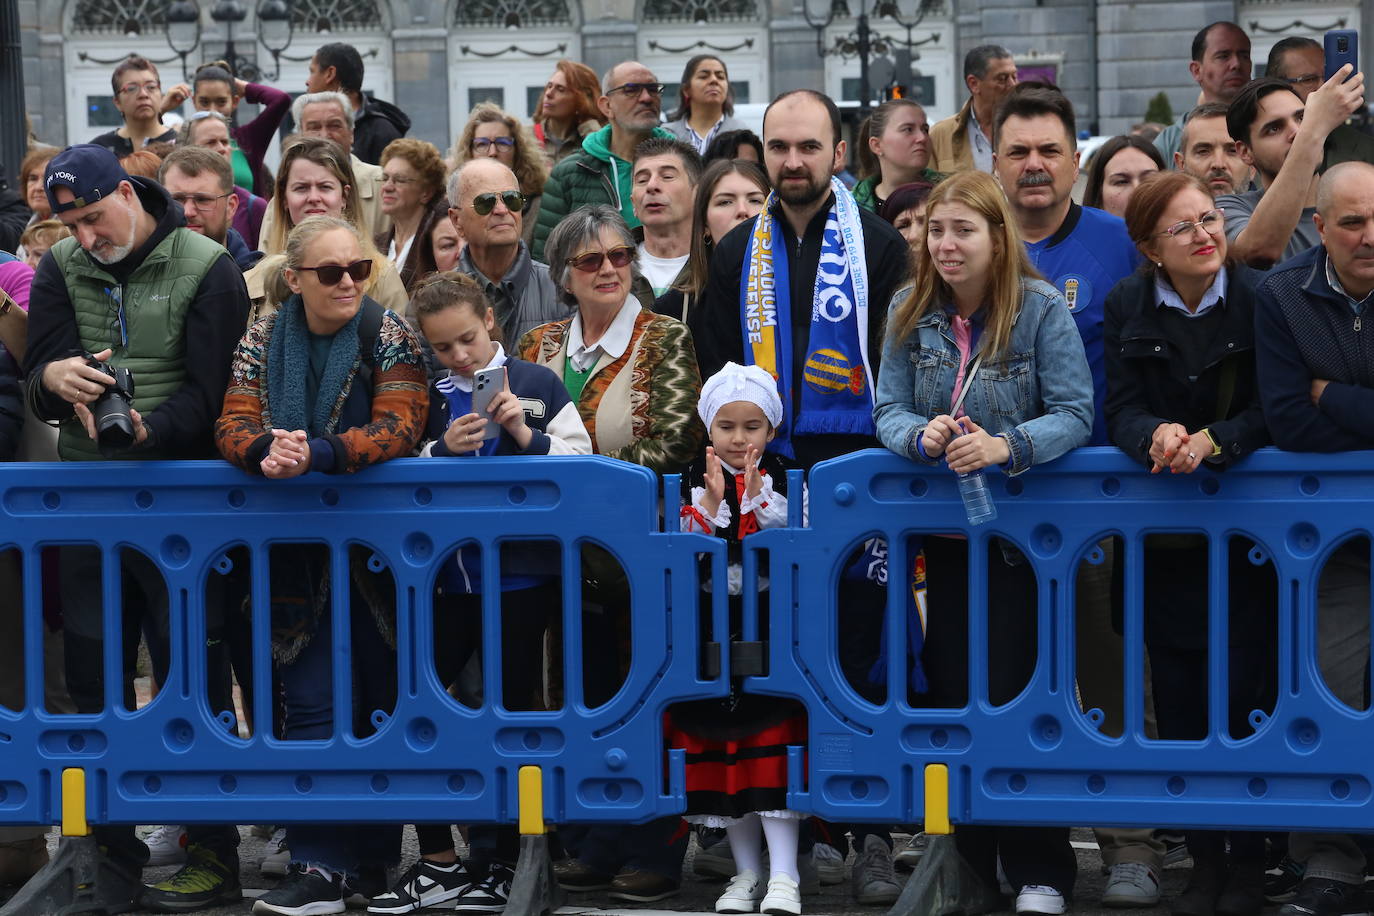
[454,0,572,29]
[642,0,758,23]
[291,0,384,32]
[71,0,165,34]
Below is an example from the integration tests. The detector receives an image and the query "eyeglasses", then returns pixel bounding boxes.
[171,191,233,210]
[1155,208,1225,242]
[118,81,161,97]
[380,172,417,185]
[296,259,373,285]
[606,82,665,98]
[471,137,516,154]
[187,110,223,123]
[469,190,526,215]
[1284,74,1322,87]
[566,246,634,273]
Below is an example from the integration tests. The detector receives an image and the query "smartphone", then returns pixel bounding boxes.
[1325,29,1358,82]
[471,366,507,440]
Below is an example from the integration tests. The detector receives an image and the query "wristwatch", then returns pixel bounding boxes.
[1201,428,1222,458]
[0,291,11,315]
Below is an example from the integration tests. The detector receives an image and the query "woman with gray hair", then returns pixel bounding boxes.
[518,205,703,899]
[518,204,702,473]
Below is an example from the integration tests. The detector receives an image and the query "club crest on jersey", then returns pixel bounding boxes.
[1060,275,1091,313]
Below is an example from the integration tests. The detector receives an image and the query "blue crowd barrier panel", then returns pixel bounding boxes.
[0,456,729,834]
[753,447,1374,836]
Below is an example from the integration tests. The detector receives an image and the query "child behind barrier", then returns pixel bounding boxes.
[669,362,810,916]
[366,271,591,914]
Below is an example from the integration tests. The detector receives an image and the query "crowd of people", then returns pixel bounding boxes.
[0,20,1371,916]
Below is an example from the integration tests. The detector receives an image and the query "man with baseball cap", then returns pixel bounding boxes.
[20,143,248,913]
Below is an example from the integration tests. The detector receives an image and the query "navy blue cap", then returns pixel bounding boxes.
[44,145,130,214]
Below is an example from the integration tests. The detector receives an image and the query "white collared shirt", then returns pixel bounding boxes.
[1326,252,1374,315]
[1155,267,1227,319]
[441,344,507,393]
[567,299,641,372]
[966,106,995,173]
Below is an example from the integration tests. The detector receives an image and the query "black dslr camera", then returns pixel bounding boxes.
[85,355,136,452]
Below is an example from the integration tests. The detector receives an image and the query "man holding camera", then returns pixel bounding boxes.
[22,144,249,913]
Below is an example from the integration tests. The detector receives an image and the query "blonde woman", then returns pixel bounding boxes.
[245,137,408,321]
[453,103,548,245]
[874,170,1092,914]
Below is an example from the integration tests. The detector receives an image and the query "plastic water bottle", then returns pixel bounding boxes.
[953,420,997,525]
[957,470,998,525]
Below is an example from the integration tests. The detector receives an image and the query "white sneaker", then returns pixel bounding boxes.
[717,870,766,914]
[895,834,927,869]
[1016,885,1066,915]
[811,843,845,885]
[1102,862,1160,907]
[260,827,289,878]
[142,824,188,867]
[761,873,802,916]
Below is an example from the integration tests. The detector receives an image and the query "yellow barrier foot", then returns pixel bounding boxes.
[506,766,564,916]
[883,835,1006,916]
[0,834,142,915]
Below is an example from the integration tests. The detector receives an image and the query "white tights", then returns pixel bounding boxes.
[724,814,800,882]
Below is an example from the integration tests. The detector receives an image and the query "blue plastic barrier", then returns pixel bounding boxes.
[759,447,1374,834]
[1,448,1372,839]
[0,456,726,829]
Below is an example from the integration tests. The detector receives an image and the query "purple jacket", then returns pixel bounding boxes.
[232,186,267,251]
[232,82,291,192]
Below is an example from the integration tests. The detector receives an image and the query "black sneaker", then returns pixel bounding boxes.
[453,863,513,912]
[1277,877,1368,916]
[367,858,471,914]
[252,863,345,915]
[141,845,242,912]
[1267,857,1307,904]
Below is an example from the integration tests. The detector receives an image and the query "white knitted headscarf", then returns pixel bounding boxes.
[697,362,784,430]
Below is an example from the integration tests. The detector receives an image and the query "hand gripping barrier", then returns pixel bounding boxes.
[741,448,1374,915]
[0,456,727,915]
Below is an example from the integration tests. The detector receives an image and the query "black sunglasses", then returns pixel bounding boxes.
[471,190,526,216]
[297,259,373,286]
[566,246,634,273]
[608,82,665,98]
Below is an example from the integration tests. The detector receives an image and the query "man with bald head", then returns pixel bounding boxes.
[1255,163,1374,916]
[532,60,675,260]
[1154,22,1253,163]
[449,158,567,343]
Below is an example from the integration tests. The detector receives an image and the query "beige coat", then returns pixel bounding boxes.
[928,97,976,174]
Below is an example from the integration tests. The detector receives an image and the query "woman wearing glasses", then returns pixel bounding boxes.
[375,138,447,291]
[216,215,428,915]
[89,55,176,156]
[453,103,548,246]
[1104,171,1273,916]
[246,137,407,322]
[518,204,703,901]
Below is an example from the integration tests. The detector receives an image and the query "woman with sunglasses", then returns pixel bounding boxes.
[1105,171,1274,916]
[215,215,428,915]
[376,138,448,292]
[518,204,703,898]
[246,136,407,323]
[453,103,548,246]
[177,110,268,250]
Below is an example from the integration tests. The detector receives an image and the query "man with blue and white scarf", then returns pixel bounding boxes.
[693,89,913,908]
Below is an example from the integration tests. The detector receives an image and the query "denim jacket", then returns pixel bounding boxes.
[874,277,1094,475]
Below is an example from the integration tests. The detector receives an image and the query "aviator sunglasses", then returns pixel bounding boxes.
[297,259,373,285]
[470,190,526,215]
[566,246,634,273]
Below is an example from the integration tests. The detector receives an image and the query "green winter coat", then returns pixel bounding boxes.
[531,124,675,262]
[851,168,947,213]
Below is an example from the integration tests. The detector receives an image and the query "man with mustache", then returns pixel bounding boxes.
[1174,102,1251,196]
[532,61,675,261]
[1153,22,1253,164]
[20,144,249,912]
[1218,73,1365,269]
[992,84,1151,913]
[1255,160,1374,916]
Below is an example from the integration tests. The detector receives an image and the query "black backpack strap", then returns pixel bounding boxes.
[355,297,386,386]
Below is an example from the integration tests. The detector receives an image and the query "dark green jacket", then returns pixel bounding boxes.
[531,124,674,261]
[851,169,947,213]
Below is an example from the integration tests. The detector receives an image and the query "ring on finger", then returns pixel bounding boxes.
[1188,452,1197,460]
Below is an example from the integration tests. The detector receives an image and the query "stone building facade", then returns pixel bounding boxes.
[15,0,1368,157]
